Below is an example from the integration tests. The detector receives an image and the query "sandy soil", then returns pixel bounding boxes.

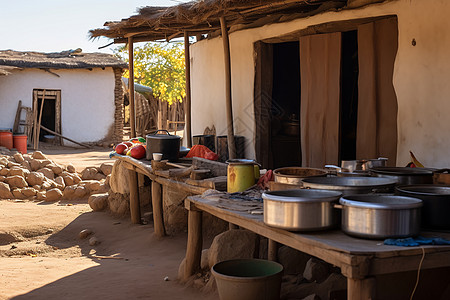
[0,147,217,300]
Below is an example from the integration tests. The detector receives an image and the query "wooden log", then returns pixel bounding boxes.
[169,166,194,178]
[204,176,227,191]
[184,31,192,147]
[34,89,46,150]
[184,209,203,280]
[190,169,211,180]
[128,168,141,224]
[40,125,91,148]
[192,157,227,177]
[13,100,22,134]
[347,277,376,300]
[268,239,278,261]
[128,37,136,138]
[219,17,236,159]
[151,180,165,237]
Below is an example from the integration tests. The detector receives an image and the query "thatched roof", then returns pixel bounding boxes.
[90,0,347,43]
[0,49,128,70]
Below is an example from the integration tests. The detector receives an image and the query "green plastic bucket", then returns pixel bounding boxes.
[212,259,283,300]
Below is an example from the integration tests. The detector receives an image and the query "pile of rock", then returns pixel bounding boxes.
[0,151,112,203]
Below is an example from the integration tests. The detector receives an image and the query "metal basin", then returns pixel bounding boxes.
[370,167,434,185]
[273,167,327,185]
[302,177,397,195]
[262,189,342,231]
[340,195,422,239]
[396,185,450,230]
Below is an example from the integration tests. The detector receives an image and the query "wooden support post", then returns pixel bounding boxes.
[184,209,203,280]
[128,37,136,138]
[229,223,239,230]
[184,31,192,147]
[347,277,376,300]
[34,89,46,150]
[219,17,236,159]
[268,239,278,261]
[151,180,165,237]
[128,168,141,224]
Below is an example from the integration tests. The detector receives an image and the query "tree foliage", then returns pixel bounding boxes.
[115,42,185,105]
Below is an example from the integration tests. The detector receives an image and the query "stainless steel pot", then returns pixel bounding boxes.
[146,130,181,161]
[396,185,450,230]
[370,167,434,185]
[273,167,327,185]
[262,189,342,231]
[302,177,397,195]
[339,195,422,239]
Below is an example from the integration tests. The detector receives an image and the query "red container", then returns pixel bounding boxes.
[0,130,13,150]
[13,135,28,154]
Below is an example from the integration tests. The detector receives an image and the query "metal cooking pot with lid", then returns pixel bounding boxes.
[370,167,434,185]
[339,195,422,239]
[396,184,450,230]
[262,189,342,231]
[301,177,397,195]
[273,167,327,185]
[146,130,181,161]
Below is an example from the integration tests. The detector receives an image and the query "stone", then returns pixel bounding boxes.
[89,236,100,246]
[11,188,25,199]
[26,172,45,186]
[61,172,75,186]
[7,162,20,168]
[107,192,130,216]
[88,193,109,211]
[63,185,77,199]
[0,182,13,198]
[303,258,331,284]
[36,191,47,201]
[50,164,64,175]
[32,185,41,190]
[41,181,52,190]
[81,167,98,180]
[100,163,113,176]
[9,167,28,177]
[21,160,31,171]
[46,188,63,201]
[96,182,109,193]
[208,229,258,269]
[0,175,5,182]
[39,159,53,168]
[21,187,37,197]
[13,153,24,163]
[30,159,41,171]
[6,175,28,188]
[105,174,111,187]
[37,167,54,180]
[79,229,93,239]
[66,163,76,173]
[31,151,47,160]
[54,176,66,189]
[72,174,82,184]
[0,157,8,166]
[74,186,88,198]
[0,167,9,176]
[109,160,130,194]
[278,246,313,275]
[94,173,106,181]
[201,249,209,270]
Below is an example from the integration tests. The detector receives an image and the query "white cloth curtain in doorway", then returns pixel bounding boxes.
[300,33,342,168]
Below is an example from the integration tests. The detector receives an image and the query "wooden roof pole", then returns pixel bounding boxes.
[184,31,192,148]
[220,16,236,159]
[128,37,136,138]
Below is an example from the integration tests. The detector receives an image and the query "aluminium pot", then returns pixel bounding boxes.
[301,177,397,196]
[273,167,327,185]
[396,185,450,230]
[339,195,423,239]
[370,167,434,185]
[262,189,342,231]
[146,130,181,161]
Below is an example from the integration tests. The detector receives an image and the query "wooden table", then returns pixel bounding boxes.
[184,195,450,299]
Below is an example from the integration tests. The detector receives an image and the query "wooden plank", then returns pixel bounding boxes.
[151,181,165,237]
[347,277,376,300]
[268,239,278,261]
[184,209,202,280]
[190,169,211,180]
[192,157,227,177]
[128,168,141,224]
[204,176,227,191]
[13,100,22,133]
[128,37,136,138]
[184,31,192,147]
[154,176,209,195]
[34,89,46,150]
[32,90,38,148]
[40,125,91,148]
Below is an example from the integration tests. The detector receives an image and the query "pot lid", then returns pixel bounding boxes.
[226,159,258,165]
[396,184,450,196]
[263,189,342,203]
[340,195,423,209]
[146,130,180,140]
[370,167,434,176]
[302,177,397,189]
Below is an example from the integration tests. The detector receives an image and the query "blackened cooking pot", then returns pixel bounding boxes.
[396,185,450,230]
[146,130,180,161]
[370,167,434,185]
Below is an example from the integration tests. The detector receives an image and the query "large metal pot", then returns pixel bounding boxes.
[339,195,422,239]
[302,177,397,196]
[396,185,450,230]
[273,167,327,185]
[370,167,434,185]
[262,189,342,231]
[146,130,181,161]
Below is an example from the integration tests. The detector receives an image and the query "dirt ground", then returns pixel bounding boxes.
[0,146,217,300]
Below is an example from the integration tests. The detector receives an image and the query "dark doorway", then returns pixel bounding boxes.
[339,30,359,161]
[37,97,56,140]
[33,89,61,144]
[271,42,302,169]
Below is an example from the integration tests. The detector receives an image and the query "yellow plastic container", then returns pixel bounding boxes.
[227,159,260,193]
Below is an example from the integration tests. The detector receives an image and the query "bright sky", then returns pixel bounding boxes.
[0,0,189,54]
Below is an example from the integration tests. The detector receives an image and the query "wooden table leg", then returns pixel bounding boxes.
[229,223,239,230]
[347,277,376,300]
[128,169,141,224]
[184,209,203,281]
[268,239,278,261]
[151,181,165,237]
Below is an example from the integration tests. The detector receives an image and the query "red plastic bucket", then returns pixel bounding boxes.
[0,130,13,150]
[13,135,27,154]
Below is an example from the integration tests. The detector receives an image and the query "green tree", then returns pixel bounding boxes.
[115,42,185,105]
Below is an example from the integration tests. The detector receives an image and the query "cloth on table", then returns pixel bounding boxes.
[384,236,450,247]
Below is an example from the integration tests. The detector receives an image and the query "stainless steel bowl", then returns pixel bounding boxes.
[262,189,342,231]
[302,177,397,195]
[339,195,422,239]
[273,167,327,185]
